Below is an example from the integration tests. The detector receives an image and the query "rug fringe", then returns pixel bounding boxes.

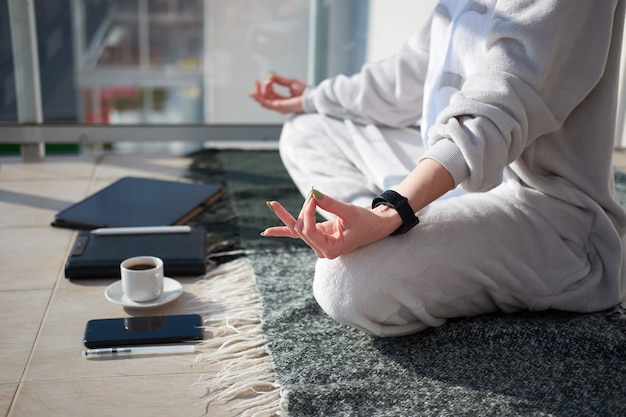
[189,258,288,416]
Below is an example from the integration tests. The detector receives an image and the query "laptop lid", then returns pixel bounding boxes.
[51,176,223,230]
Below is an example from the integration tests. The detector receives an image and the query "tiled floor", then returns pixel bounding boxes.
[0,151,235,417]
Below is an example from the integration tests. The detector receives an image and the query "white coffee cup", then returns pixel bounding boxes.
[120,256,164,302]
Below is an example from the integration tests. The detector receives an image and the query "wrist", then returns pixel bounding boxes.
[372,190,420,236]
[301,87,316,113]
[372,203,403,235]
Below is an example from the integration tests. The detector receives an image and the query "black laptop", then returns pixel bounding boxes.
[51,176,223,230]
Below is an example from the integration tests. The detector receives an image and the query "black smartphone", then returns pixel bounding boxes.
[83,314,203,348]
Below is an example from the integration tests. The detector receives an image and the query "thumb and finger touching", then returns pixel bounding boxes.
[264,188,360,259]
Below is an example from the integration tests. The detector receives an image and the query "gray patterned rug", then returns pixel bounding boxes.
[190,149,626,417]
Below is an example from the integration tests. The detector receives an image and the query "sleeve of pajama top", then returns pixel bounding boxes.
[424,0,622,193]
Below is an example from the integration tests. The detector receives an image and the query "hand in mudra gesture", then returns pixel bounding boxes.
[262,188,401,259]
[250,73,307,114]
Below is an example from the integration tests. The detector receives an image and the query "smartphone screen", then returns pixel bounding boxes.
[83,314,203,348]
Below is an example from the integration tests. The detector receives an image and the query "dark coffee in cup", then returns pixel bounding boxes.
[120,256,164,302]
[128,263,156,271]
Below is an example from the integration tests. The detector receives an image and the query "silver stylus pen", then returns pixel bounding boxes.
[82,344,196,358]
[90,225,192,236]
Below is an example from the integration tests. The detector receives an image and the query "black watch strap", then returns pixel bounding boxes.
[372,190,420,236]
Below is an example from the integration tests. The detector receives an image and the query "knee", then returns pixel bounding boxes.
[278,115,300,145]
[312,258,356,327]
[278,115,310,170]
[312,256,430,337]
[279,114,317,149]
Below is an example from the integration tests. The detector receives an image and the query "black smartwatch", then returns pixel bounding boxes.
[372,190,420,236]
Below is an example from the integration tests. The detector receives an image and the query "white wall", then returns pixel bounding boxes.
[203,1,311,124]
[201,0,440,124]
[366,0,437,63]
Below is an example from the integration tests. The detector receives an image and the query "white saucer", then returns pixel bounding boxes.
[104,277,183,308]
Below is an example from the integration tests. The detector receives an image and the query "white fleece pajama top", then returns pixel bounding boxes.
[281,0,626,336]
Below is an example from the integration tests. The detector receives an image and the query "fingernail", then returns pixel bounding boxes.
[305,187,314,202]
[260,231,267,237]
[311,187,324,200]
[266,201,275,212]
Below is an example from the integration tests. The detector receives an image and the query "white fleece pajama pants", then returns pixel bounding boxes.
[279,113,623,337]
